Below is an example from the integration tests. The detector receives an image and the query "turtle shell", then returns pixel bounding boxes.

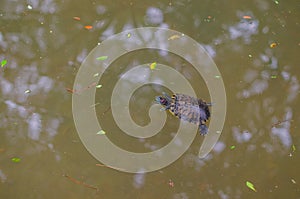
[169,93,210,125]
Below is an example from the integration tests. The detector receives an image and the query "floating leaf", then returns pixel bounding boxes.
[66,88,75,93]
[168,34,180,40]
[96,84,102,88]
[246,181,257,192]
[73,16,81,21]
[96,56,108,61]
[11,157,21,163]
[84,25,93,30]
[97,130,106,135]
[230,145,236,150]
[168,179,174,187]
[150,62,157,70]
[292,144,296,152]
[270,42,277,48]
[291,179,296,184]
[248,54,253,58]
[271,75,277,79]
[127,33,131,38]
[1,59,7,67]
[243,15,252,19]
[24,89,31,94]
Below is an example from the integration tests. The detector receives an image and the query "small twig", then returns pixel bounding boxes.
[271,119,293,128]
[66,82,97,94]
[63,174,99,191]
[90,103,100,108]
[102,106,111,115]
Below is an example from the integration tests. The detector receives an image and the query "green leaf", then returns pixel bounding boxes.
[271,75,277,79]
[150,62,157,70]
[11,157,21,163]
[246,181,257,192]
[292,144,296,152]
[1,59,7,67]
[96,56,108,61]
[97,130,106,135]
[230,145,236,150]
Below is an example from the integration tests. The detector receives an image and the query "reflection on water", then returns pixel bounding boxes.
[0,0,299,198]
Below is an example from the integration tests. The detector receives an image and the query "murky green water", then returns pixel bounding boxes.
[0,0,299,198]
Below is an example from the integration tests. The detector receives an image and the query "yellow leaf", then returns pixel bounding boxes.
[150,62,157,70]
[97,130,106,135]
[168,34,180,40]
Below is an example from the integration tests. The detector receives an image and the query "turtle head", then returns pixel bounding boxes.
[155,96,170,107]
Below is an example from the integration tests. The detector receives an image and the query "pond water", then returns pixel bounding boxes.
[0,0,299,198]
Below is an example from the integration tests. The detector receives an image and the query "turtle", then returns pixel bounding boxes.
[155,92,211,135]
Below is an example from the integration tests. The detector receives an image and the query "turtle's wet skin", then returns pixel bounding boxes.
[155,92,211,135]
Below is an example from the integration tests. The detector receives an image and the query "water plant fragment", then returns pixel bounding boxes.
[168,34,180,40]
[1,59,7,67]
[96,56,108,61]
[97,130,106,135]
[96,84,102,88]
[11,157,21,163]
[246,181,257,192]
[150,62,157,70]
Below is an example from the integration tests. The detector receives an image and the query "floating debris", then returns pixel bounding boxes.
[84,25,93,30]
[73,17,81,21]
[168,179,174,187]
[97,130,106,135]
[168,34,180,40]
[243,15,252,19]
[270,42,277,48]
[271,75,277,79]
[1,59,7,67]
[246,181,257,192]
[11,157,21,163]
[96,56,108,61]
[24,89,31,94]
[150,62,157,70]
